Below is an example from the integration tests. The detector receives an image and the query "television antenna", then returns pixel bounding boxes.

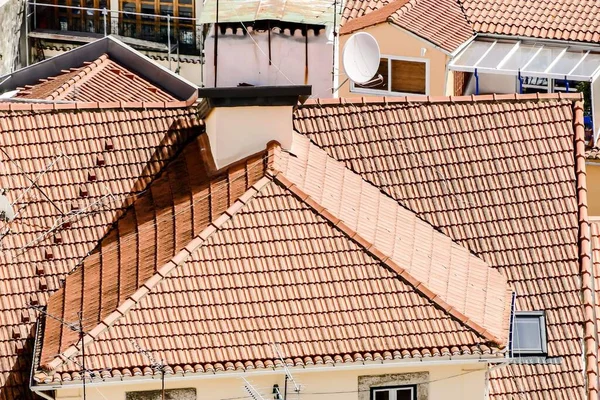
[342,32,381,84]
[272,342,302,400]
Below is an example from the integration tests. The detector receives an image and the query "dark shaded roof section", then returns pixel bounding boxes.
[0,36,197,102]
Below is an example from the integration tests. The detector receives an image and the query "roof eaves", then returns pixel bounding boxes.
[339,0,410,35]
[574,99,600,399]
[270,168,506,346]
[33,176,273,380]
[301,92,583,107]
[0,98,198,112]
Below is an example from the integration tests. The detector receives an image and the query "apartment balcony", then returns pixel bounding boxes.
[28,1,202,56]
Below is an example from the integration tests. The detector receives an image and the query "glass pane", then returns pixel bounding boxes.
[179,0,192,4]
[391,59,426,94]
[453,41,492,67]
[396,388,413,400]
[373,391,390,400]
[180,28,193,44]
[548,51,584,75]
[141,3,155,19]
[502,44,542,71]
[552,79,579,93]
[355,58,388,91]
[571,53,600,77]
[160,4,173,15]
[523,46,564,72]
[477,42,517,69]
[514,317,542,351]
[178,5,192,18]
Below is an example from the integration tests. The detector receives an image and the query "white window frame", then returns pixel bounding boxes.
[350,55,430,96]
[370,385,417,400]
[511,311,548,356]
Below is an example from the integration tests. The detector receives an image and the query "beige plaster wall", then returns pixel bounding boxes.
[337,23,450,98]
[52,362,489,400]
[587,163,600,216]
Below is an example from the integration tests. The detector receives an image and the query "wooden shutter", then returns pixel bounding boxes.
[390,60,426,94]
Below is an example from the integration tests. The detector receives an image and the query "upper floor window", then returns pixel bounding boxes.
[119,0,195,45]
[371,385,417,400]
[512,311,547,356]
[351,56,429,96]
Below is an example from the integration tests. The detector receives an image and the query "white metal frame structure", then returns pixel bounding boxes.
[449,38,600,142]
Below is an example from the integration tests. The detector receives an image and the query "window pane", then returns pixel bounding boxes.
[160,4,173,15]
[571,53,600,77]
[502,44,542,71]
[141,3,155,19]
[453,41,491,67]
[523,46,564,72]
[477,42,517,69]
[373,391,390,400]
[514,317,542,351]
[391,60,426,94]
[178,5,192,18]
[355,58,388,91]
[396,388,414,400]
[548,51,584,75]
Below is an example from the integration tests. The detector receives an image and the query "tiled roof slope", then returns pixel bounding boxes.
[460,0,600,44]
[293,94,593,399]
[39,136,267,370]
[34,133,512,383]
[591,220,600,384]
[0,104,202,399]
[341,0,473,53]
[341,0,393,25]
[15,54,176,102]
[586,147,600,160]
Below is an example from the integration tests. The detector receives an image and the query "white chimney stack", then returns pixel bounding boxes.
[199,86,311,170]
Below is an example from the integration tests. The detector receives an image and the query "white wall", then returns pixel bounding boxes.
[52,362,490,400]
[464,72,517,95]
[205,25,333,96]
[205,105,292,169]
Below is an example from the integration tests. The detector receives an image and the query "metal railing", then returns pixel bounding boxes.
[26,0,204,56]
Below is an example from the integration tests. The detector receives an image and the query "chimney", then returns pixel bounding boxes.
[198,85,312,170]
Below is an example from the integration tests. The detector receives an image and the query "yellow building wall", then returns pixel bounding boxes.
[337,23,450,98]
[587,163,600,216]
[53,362,489,400]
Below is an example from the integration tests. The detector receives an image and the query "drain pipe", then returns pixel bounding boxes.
[474,68,480,95]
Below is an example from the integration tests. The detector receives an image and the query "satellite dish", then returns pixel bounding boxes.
[0,191,15,222]
[342,32,381,84]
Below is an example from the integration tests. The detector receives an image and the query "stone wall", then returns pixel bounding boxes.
[0,0,24,76]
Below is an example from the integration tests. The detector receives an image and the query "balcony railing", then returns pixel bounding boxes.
[27,0,203,56]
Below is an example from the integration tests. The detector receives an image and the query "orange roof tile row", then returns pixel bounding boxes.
[293,95,591,398]
[0,105,202,400]
[34,131,511,383]
[16,54,177,103]
[341,0,600,51]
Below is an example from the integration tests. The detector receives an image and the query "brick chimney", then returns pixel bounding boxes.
[198,85,311,170]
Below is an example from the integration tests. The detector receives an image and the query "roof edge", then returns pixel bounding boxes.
[304,92,583,107]
[574,99,600,399]
[34,176,273,379]
[340,0,410,35]
[0,99,198,111]
[269,168,507,347]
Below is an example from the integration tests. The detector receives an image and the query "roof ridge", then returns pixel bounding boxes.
[269,168,505,346]
[574,99,599,399]
[305,92,583,107]
[340,0,411,34]
[0,99,199,112]
[38,175,273,375]
[47,54,110,101]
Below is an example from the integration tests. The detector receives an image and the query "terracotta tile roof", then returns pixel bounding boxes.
[460,0,600,44]
[341,0,393,25]
[33,132,512,383]
[14,54,176,102]
[591,219,600,388]
[293,93,596,399]
[342,0,600,50]
[0,104,202,399]
[586,147,600,160]
[341,0,473,53]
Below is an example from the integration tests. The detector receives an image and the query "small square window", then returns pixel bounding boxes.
[512,311,547,356]
[371,385,416,400]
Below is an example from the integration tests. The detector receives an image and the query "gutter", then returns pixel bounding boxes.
[477,33,600,50]
[31,355,505,390]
